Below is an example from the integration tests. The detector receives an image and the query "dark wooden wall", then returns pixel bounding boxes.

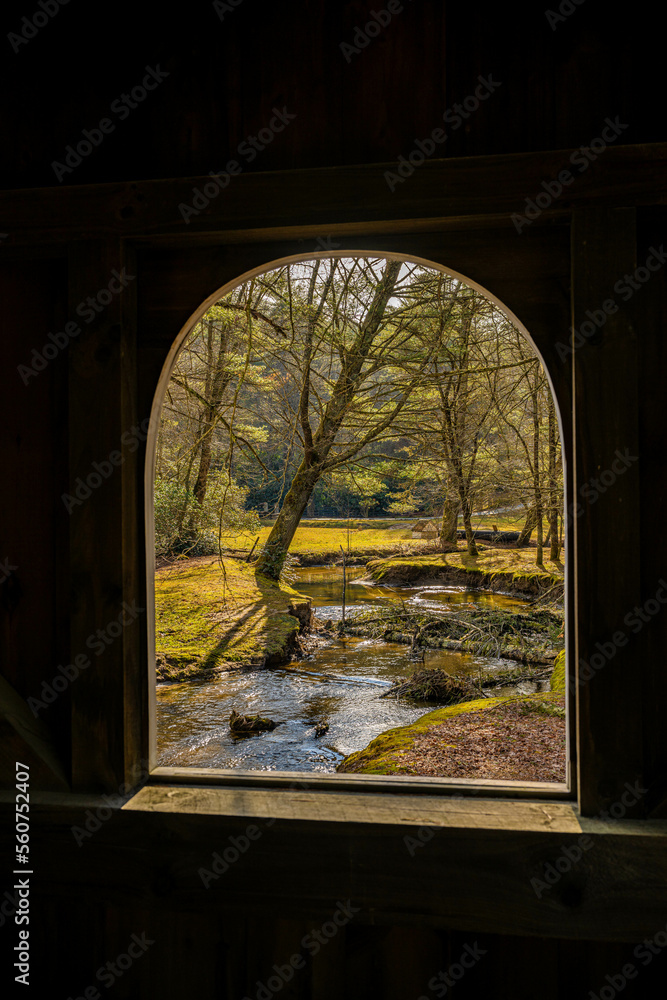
[2,2,667,996]
[1,0,662,186]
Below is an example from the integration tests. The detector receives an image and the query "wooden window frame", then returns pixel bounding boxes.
[3,143,665,821]
[145,247,573,802]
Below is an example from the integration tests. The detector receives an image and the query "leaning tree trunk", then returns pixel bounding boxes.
[254,465,320,578]
[517,506,537,547]
[460,496,478,557]
[440,494,459,550]
[254,259,402,580]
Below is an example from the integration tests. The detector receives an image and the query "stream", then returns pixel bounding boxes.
[156,566,543,773]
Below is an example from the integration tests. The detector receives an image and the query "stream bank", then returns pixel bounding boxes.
[340,604,563,667]
[336,690,566,781]
[365,549,563,600]
[155,564,565,776]
[155,556,311,682]
[336,652,567,777]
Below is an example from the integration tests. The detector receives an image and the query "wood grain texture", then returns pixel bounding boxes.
[635,208,667,817]
[0,675,68,790]
[571,209,644,816]
[127,784,580,831]
[0,143,666,247]
[67,241,147,792]
[2,793,667,944]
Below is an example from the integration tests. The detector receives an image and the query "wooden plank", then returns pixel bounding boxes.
[1,144,666,246]
[571,209,643,816]
[150,765,570,801]
[126,784,581,832]
[67,240,146,792]
[633,208,667,816]
[4,795,667,943]
[0,259,72,773]
[0,675,68,790]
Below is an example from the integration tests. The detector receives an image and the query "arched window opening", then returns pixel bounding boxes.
[149,254,567,788]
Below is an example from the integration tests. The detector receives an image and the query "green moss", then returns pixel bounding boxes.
[366,549,563,596]
[229,709,277,733]
[337,695,509,773]
[337,691,563,774]
[517,699,565,718]
[550,649,566,694]
[155,556,309,682]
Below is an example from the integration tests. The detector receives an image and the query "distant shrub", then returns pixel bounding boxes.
[154,472,259,557]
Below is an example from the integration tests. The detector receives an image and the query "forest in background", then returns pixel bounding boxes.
[154,257,563,576]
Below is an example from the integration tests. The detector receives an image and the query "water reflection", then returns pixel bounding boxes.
[156,566,537,772]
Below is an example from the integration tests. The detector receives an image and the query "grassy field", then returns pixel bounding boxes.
[219,515,539,564]
[154,556,309,681]
[220,522,435,562]
[297,514,527,531]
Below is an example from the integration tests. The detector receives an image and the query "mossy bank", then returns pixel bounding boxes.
[337,656,566,775]
[365,548,563,599]
[155,555,311,682]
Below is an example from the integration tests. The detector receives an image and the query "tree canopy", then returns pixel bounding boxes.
[155,256,563,573]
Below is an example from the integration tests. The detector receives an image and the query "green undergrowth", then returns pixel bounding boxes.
[550,649,566,694]
[154,556,309,682]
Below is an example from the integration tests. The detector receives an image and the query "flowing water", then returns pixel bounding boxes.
[156,566,538,773]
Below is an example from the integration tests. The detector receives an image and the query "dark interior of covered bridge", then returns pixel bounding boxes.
[1,3,667,996]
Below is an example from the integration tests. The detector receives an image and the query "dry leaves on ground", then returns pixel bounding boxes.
[394,698,566,782]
